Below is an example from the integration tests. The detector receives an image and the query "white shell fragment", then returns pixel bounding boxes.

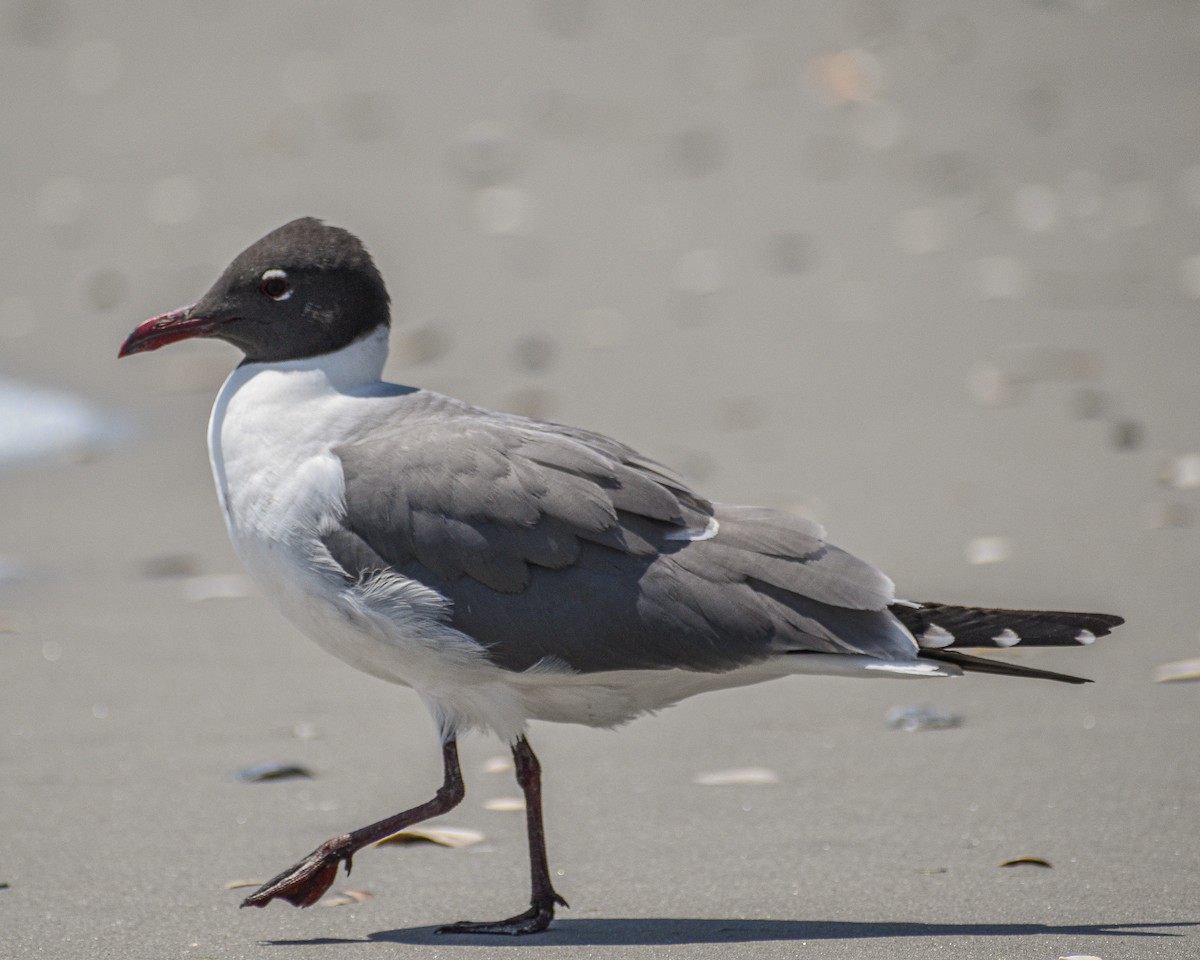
[483,796,526,812]
[1154,658,1200,683]
[693,767,780,786]
[290,721,320,741]
[1074,630,1096,645]
[319,888,372,907]
[482,755,514,774]
[1161,453,1200,490]
[375,825,485,848]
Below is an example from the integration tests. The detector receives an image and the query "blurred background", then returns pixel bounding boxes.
[4,0,1199,615]
[1,2,1198,957]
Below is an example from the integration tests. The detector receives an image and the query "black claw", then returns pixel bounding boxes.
[435,901,558,936]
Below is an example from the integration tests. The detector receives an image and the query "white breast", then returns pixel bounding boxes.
[205,333,518,735]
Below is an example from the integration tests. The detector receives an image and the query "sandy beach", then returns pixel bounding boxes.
[3,3,1198,958]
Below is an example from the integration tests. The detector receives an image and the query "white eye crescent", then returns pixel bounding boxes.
[260,268,292,301]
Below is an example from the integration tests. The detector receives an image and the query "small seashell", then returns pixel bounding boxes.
[692,767,780,786]
[374,825,485,848]
[999,856,1052,868]
[482,755,514,774]
[1154,657,1200,683]
[319,888,372,907]
[291,721,320,740]
[483,796,526,812]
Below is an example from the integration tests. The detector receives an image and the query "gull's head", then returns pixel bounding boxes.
[119,218,390,364]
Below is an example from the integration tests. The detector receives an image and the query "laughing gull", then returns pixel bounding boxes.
[119,218,1123,935]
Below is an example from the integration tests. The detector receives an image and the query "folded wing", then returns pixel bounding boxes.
[324,391,916,674]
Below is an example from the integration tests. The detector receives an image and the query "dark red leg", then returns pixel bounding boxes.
[437,736,568,935]
[241,739,464,910]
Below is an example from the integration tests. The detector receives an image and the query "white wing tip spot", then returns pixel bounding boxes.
[993,628,1021,647]
[919,624,955,648]
[1075,629,1096,645]
[664,516,719,542]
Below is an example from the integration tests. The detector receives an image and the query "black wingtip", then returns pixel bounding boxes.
[919,648,1092,684]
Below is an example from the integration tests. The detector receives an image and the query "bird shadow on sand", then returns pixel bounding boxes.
[261,917,1197,948]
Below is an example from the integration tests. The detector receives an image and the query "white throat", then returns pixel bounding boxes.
[245,324,391,393]
[206,324,391,522]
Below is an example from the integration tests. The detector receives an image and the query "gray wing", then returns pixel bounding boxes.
[325,390,914,674]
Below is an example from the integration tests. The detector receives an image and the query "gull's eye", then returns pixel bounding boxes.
[260,268,291,301]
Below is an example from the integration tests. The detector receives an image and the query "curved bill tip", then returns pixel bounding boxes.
[118,304,205,358]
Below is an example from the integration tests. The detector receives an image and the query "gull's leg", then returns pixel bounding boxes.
[438,736,568,935]
[241,739,464,909]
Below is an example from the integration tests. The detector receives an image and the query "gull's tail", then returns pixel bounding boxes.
[890,602,1125,685]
